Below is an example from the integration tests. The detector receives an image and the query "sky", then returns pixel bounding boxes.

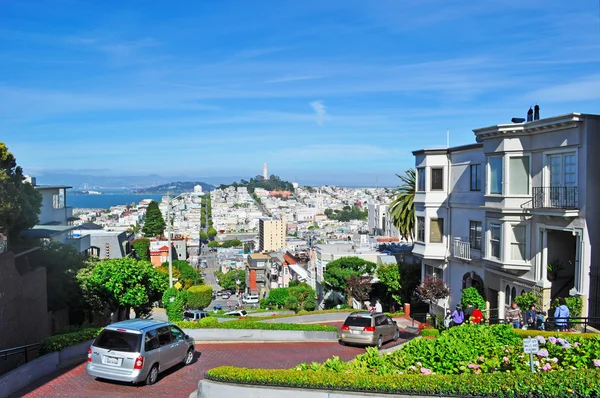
[1,1,600,187]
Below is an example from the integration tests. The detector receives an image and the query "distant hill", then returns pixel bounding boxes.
[131,181,215,194]
[218,175,294,193]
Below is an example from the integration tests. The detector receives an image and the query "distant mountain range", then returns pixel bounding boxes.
[131,181,215,194]
[34,172,243,189]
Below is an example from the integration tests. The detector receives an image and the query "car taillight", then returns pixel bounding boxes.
[341,325,350,331]
[363,326,376,332]
[87,349,92,362]
[134,356,144,370]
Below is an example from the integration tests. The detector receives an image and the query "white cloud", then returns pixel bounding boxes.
[524,74,600,103]
[310,100,328,126]
[265,75,323,84]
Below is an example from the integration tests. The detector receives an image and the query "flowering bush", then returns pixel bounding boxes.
[294,324,600,377]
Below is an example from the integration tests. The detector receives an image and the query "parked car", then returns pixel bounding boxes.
[340,312,399,348]
[221,293,230,299]
[224,310,247,317]
[86,319,195,385]
[242,295,259,304]
[183,310,210,322]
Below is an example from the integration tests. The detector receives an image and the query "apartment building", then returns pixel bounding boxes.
[258,216,286,252]
[367,202,401,239]
[412,111,599,319]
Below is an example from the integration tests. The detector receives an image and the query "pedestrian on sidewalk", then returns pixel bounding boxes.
[471,304,483,324]
[375,299,383,313]
[451,305,465,327]
[505,302,522,328]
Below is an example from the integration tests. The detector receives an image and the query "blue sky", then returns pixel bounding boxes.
[2,1,600,186]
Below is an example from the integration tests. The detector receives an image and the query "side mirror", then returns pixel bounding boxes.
[393,320,397,324]
[185,335,190,339]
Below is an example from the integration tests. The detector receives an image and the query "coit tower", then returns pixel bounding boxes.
[263,163,268,179]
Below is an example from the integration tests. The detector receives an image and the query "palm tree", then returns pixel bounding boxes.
[389,168,415,240]
[126,223,141,237]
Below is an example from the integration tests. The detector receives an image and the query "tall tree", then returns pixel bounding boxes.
[389,169,416,240]
[207,226,217,240]
[77,257,168,320]
[376,262,402,312]
[0,143,42,239]
[324,256,377,305]
[142,200,166,237]
[39,242,87,311]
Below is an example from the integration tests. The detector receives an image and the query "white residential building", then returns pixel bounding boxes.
[412,112,599,319]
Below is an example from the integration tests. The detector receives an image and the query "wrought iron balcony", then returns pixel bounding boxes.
[532,187,578,210]
[453,238,471,261]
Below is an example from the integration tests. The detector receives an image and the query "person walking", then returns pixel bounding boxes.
[464,302,475,323]
[471,303,483,324]
[505,302,522,328]
[375,299,383,313]
[526,304,538,330]
[554,298,570,332]
[444,309,453,329]
[451,305,465,327]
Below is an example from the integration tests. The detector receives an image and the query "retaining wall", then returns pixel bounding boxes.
[197,380,424,398]
[0,339,93,398]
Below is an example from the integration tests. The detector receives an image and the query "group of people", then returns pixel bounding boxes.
[443,298,571,331]
[505,298,570,331]
[444,302,484,328]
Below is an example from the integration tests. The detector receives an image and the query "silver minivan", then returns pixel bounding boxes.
[86,319,195,385]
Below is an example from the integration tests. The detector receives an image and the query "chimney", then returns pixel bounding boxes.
[534,104,540,121]
[527,107,533,122]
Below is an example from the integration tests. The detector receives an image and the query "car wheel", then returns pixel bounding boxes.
[376,336,383,349]
[183,348,194,366]
[393,330,399,341]
[145,364,159,386]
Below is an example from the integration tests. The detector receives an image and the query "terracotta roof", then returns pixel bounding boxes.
[283,253,297,265]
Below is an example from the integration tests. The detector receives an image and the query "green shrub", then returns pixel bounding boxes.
[284,296,299,312]
[266,288,289,307]
[420,328,440,337]
[206,367,600,397]
[303,296,317,311]
[513,329,598,339]
[38,328,103,356]
[515,291,539,310]
[460,287,485,314]
[163,287,186,321]
[187,285,213,309]
[198,316,220,327]
[131,238,150,261]
[174,320,337,333]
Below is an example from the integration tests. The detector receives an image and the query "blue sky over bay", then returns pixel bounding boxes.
[2,1,600,186]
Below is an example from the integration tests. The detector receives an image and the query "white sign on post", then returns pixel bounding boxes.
[523,338,539,354]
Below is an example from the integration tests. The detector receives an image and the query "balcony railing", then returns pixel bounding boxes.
[453,238,471,261]
[532,186,578,210]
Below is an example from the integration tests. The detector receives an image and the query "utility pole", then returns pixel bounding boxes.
[167,192,173,288]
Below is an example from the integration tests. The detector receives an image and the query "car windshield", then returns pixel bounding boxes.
[240,310,247,315]
[94,330,142,353]
[344,317,371,327]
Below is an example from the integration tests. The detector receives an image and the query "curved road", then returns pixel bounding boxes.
[10,342,366,398]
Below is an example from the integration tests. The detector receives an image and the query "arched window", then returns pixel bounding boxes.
[511,287,517,303]
[521,289,526,296]
[505,285,510,305]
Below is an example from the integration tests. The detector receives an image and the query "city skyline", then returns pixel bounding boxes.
[2,1,600,186]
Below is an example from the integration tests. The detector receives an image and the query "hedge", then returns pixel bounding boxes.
[38,327,103,356]
[187,285,213,309]
[175,320,337,333]
[513,329,599,340]
[206,366,600,397]
[419,328,440,337]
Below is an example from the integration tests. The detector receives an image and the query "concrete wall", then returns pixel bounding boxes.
[184,328,338,342]
[198,380,425,398]
[0,250,49,375]
[0,339,93,398]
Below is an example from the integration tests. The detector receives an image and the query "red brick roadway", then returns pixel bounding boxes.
[11,326,416,398]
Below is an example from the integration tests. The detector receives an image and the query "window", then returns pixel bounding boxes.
[511,287,517,302]
[170,326,185,342]
[417,167,426,191]
[489,223,501,259]
[52,189,65,209]
[94,330,141,353]
[469,221,482,250]
[509,156,530,195]
[144,330,160,352]
[157,326,172,346]
[470,164,482,191]
[488,157,503,194]
[431,168,443,191]
[510,224,527,261]
[416,217,425,242]
[505,285,510,305]
[429,218,444,243]
[425,264,443,279]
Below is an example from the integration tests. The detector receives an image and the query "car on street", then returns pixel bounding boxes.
[242,295,259,304]
[224,310,247,317]
[340,312,399,348]
[221,293,230,299]
[86,319,195,385]
[183,310,210,322]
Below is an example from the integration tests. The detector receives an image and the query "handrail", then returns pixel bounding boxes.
[0,343,40,364]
